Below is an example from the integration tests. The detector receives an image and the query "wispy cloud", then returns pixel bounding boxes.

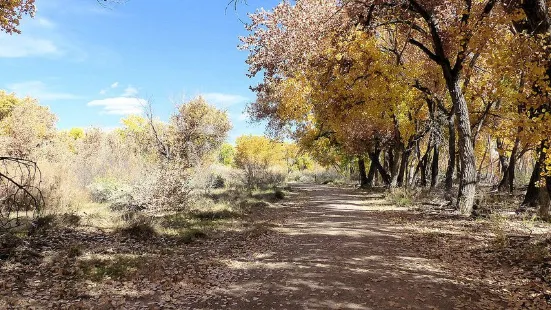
[87,97,146,115]
[91,83,143,115]
[123,86,138,97]
[201,93,249,107]
[7,81,79,101]
[0,35,60,58]
[99,82,120,95]
[36,17,56,29]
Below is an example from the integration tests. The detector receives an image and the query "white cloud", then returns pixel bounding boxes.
[99,82,121,95]
[87,97,146,115]
[123,86,138,97]
[201,93,249,107]
[36,18,56,29]
[0,35,60,58]
[7,81,79,101]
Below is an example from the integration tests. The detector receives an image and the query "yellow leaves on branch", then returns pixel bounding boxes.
[0,0,36,34]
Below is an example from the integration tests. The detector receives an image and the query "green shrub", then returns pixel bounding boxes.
[88,177,132,204]
[489,214,509,249]
[116,218,157,240]
[66,244,83,258]
[179,228,207,244]
[274,189,285,200]
[59,212,81,226]
[79,255,142,281]
[387,189,415,208]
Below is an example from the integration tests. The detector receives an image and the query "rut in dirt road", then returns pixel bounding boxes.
[191,184,500,310]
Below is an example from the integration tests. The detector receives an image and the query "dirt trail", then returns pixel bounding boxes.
[190,184,502,310]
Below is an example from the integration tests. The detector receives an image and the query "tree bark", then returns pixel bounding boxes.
[498,137,519,193]
[431,144,440,188]
[368,150,391,186]
[444,75,478,215]
[541,175,551,220]
[522,141,547,208]
[366,159,376,187]
[389,146,402,187]
[445,114,456,190]
[358,157,368,187]
[397,150,410,187]
[420,152,429,187]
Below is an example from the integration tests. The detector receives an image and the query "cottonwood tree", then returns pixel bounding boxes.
[168,96,232,167]
[234,135,286,189]
[242,0,551,215]
[0,0,35,34]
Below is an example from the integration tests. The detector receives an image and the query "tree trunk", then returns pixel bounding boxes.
[366,159,376,187]
[522,141,547,208]
[445,114,456,190]
[368,150,391,186]
[446,76,478,214]
[389,146,402,187]
[358,157,368,187]
[498,137,519,193]
[541,175,551,220]
[397,150,410,187]
[431,145,440,188]
[420,153,428,187]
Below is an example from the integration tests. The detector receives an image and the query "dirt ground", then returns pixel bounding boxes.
[1,184,550,309]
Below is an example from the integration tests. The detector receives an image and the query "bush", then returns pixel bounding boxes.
[387,188,416,208]
[212,175,226,189]
[116,220,157,240]
[274,189,285,200]
[88,177,132,204]
[0,233,22,260]
[59,212,81,226]
[132,164,193,212]
[28,214,57,235]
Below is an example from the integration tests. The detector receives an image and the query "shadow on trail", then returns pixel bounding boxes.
[191,184,502,310]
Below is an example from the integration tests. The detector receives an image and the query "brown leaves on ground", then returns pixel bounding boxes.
[1,184,550,309]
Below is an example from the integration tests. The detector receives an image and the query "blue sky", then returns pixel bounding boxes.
[0,0,278,142]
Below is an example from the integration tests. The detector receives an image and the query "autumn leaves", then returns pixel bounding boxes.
[241,0,551,215]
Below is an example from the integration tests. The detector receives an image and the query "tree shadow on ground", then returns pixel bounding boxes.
[189,184,506,310]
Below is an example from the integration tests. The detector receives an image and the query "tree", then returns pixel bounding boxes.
[0,0,35,34]
[0,96,56,158]
[168,96,232,167]
[234,135,286,189]
[218,143,235,166]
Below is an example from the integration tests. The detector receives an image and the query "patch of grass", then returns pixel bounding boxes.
[28,214,57,235]
[159,213,191,229]
[189,209,238,220]
[78,203,125,229]
[274,189,285,200]
[250,188,286,202]
[116,220,157,240]
[489,214,509,249]
[78,255,142,281]
[245,222,275,237]
[179,228,207,244]
[59,213,81,227]
[66,244,83,258]
[522,240,550,264]
[387,189,415,208]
